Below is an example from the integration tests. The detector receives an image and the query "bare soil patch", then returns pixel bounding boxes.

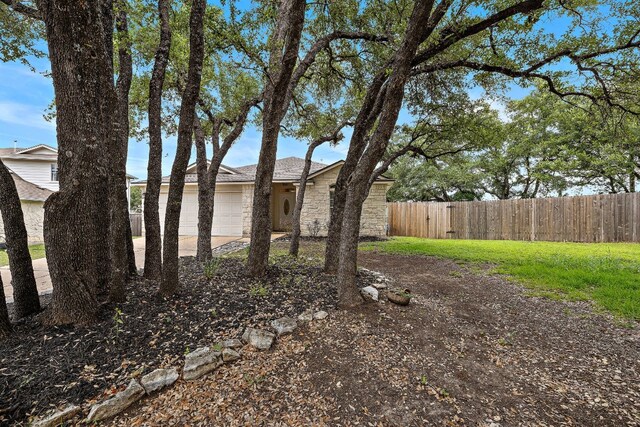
[106,247,639,426]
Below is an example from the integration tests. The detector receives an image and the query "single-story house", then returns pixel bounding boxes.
[0,144,135,244]
[132,157,393,238]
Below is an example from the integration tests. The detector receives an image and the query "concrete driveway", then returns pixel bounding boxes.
[2,236,241,303]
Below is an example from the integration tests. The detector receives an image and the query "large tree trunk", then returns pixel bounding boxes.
[160,0,206,296]
[0,274,11,339]
[38,0,116,324]
[246,0,306,276]
[143,0,172,283]
[324,74,388,274]
[126,217,137,276]
[0,159,40,319]
[335,1,435,307]
[109,0,133,303]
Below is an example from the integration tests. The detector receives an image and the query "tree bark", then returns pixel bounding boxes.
[126,216,137,276]
[289,124,347,257]
[0,159,40,319]
[289,141,322,257]
[160,0,206,296]
[194,115,218,261]
[109,0,133,303]
[246,0,306,276]
[335,1,436,307]
[143,0,172,283]
[196,99,258,260]
[324,74,388,274]
[38,0,116,324]
[0,274,11,339]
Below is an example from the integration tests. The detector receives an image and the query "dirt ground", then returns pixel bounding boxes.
[106,246,640,427]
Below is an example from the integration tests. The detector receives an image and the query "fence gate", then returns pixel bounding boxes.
[129,213,142,236]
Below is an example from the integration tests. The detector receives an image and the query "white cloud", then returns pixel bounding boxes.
[0,101,55,131]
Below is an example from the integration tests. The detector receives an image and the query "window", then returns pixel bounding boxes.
[50,164,58,182]
[329,189,335,212]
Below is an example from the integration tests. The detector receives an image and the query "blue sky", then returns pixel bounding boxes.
[0,3,611,180]
[0,57,354,179]
[0,55,526,180]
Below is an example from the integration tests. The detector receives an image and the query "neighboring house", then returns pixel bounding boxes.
[132,157,393,238]
[0,144,135,244]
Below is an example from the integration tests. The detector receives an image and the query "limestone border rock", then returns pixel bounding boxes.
[141,368,179,394]
[271,317,298,336]
[183,347,223,381]
[361,285,379,302]
[32,405,81,427]
[242,327,276,350]
[86,379,145,422]
[313,310,328,320]
[221,338,243,349]
[222,347,241,362]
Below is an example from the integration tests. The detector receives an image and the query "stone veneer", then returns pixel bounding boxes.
[241,184,254,236]
[0,200,46,245]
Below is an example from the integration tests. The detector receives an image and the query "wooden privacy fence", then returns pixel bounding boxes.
[387,192,640,243]
[129,213,142,236]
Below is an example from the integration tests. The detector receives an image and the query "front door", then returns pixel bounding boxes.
[278,192,295,231]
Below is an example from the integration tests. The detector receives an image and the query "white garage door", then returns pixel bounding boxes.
[159,188,243,236]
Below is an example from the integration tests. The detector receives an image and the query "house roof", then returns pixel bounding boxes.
[9,170,53,202]
[133,156,333,185]
[233,157,328,182]
[0,145,58,161]
[16,144,58,155]
[1,145,136,180]
[133,156,394,186]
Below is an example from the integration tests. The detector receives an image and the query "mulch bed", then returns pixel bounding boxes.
[104,245,639,427]
[0,254,378,425]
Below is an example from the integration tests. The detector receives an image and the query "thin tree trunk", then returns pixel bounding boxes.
[335,1,435,307]
[109,0,133,303]
[0,159,40,319]
[194,115,216,261]
[246,0,306,276]
[143,0,172,283]
[289,142,321,257]
[290,124,347,256]
[160,0,206,296]
[0,274,11,339]
[38,0,115,324]
[196,99,258,260]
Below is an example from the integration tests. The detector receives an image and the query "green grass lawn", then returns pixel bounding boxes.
[0,244,47,267]
[361,237,640,321]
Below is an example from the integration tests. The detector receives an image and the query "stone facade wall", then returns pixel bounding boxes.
[0,200,46,245]
[241,185,254,236]
[298,166,389,238]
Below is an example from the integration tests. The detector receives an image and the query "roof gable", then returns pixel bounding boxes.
[184,161,239,175]
[16,144,57,155]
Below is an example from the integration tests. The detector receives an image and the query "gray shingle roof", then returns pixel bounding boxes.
[0,146,57,161]
[158,157,330,184]
[10,170,53,202]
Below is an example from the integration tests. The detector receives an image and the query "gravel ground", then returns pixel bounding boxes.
[103,246,639,427]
